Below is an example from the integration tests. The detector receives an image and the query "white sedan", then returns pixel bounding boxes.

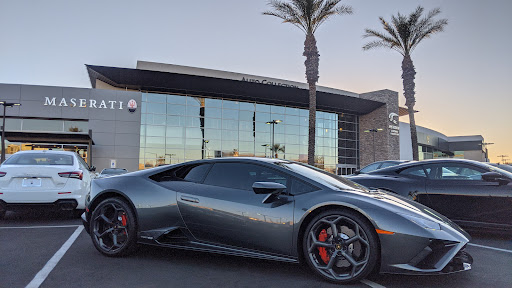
[0,150,95,219]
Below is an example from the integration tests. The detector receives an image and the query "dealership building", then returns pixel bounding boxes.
[0,61,434,174]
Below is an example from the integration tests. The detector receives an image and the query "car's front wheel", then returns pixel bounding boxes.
[90,197,137,257]
[303,209,379,284]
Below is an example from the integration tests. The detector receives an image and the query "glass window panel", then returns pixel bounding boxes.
[284,134,299,145]
[222,100,239,110]
[255,112,271,123]
[166,137,184,149]
[186,105,202,117]
[300,135,308,146]
[239,141,254,152]
[165,149,184,164]
[274,124,285,134]
[285,107,300,116]
[222,109,239,120]
[186,127,203,139]
[205,98,222,108]
[204,129,221,140]
[285,115,300,126]
[222,130,238,141]
[140,136,145,147]
[140,125,146,137]
[64,121,88,133]
[255,121,271,133]
[271,105,285,115]
[185,149,202,160]
[204,139,221,151]
[285,144,300,155]
[166,94,187,105]
[185,117,201,128]
[299,117,309,126]
[239,110,255,122]
[222,119,238,131]
[167,115,184,127]
[167,104,185,116]
[221,140,238,151]
[239,102,256,111]
[205,118,222,129]
[147,93,167,103]
[145,148,165,159]
[146,125,166,137]
[147,102,166,114]
[239,131,255,141]
[205,107,222,118]
[239,121,254,131]
[143,159,156,169]
[185,138,203,149]
[152,114,166,125]
[187,97,203,106]
[166,126,184,138]
[23,119,63,132]
[274,134,285,145]
[285,125,300,135]
[256,104,271,112]
[145,137,165,148]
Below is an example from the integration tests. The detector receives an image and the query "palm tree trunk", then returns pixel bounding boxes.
[304,33,319,166]
[401,54,419,161]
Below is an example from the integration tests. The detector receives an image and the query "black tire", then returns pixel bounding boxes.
[302,209,379,284]
[0,210,5,220]
[90,197,137,257]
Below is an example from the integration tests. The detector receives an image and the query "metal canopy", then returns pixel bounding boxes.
[86,65,385,115]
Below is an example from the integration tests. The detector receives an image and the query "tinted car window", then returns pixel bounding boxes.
[204,163,288,191]
[360,163,380,173]
[380,161,400,169]
[400,166,427,178]
[428,164,487,181]
[182,164,212,183]
[291,179,319,195]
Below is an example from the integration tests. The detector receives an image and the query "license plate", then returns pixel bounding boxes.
[22,178,42,187]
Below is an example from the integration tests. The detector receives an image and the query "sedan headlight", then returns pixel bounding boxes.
[399,213,442,231]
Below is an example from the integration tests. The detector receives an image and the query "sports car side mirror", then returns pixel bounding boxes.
[89,166,96,172]
[482,172,510,185]
[252,182,286,195]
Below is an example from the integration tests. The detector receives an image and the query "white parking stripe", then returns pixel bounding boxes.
[468,243,512,254]
[0,225,80,229]
[361,279,387,288]
[25,226,84,288]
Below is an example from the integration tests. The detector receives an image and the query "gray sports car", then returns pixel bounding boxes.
[82,158,472,284]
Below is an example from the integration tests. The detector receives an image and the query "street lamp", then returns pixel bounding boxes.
[203,140,210,159]
[364,128,383,163]
[266,120,282,158]
[0,101,21,163]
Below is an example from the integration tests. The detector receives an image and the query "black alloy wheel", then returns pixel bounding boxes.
[90,198,137,256]
[303,209,379,284]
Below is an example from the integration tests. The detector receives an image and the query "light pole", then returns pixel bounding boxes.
[364,128,383,163]
[0,101,21,163]
[266,120,282,158]
[497,154,509,164]
[203,140,210,159]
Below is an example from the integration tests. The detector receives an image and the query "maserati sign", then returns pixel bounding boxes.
[43,97,137,112]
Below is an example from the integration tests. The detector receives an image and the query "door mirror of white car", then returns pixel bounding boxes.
[89,166,96,172]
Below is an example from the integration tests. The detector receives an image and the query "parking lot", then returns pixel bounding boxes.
[1,211,511,288]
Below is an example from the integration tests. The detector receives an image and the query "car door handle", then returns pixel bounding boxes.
[180,195,199,203]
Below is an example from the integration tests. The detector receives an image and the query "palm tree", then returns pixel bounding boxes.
[363,6,447,161]
[272,143,286,158]
[264,0,352,166]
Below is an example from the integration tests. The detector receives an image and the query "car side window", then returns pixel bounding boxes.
[176,164,212,183]
[429,164,487,181]
[76,154,90,170]
[291,179,319,195]
[380,162,398,169]
[360,163,380,173]
[203,163,289,192]
[400,166,428,178]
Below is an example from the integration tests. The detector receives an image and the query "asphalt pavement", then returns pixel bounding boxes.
[1,211,511,288]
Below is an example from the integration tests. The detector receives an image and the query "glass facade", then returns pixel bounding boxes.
[139,93,359,173]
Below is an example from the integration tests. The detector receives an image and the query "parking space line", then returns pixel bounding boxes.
[0,225,80,229]
[468,243,512,254]
[361,279,386,288]
[25,226,84,288]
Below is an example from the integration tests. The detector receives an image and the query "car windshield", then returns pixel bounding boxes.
[483,163,512,178]
[277,162,368,191]
[101,169,127,175]
[2,153,73,165]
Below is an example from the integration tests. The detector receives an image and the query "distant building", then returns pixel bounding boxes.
[400,122,488,162]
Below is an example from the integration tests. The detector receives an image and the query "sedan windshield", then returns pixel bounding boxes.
[3,153,73,165]
[277,162,368,191]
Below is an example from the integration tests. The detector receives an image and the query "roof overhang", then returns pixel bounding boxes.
[5,131,95,145]
[86,65,385,115]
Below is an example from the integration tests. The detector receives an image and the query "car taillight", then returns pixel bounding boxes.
[0,172,6,177]
[58,171,83,180]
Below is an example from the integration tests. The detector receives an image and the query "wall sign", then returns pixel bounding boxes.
[388,112,400,136]
[43,97,137,112]
[110,159,116,168]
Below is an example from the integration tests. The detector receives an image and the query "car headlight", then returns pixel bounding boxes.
[399,213,442,231]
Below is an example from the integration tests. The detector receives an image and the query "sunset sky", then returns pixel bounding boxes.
[0,0,510,162]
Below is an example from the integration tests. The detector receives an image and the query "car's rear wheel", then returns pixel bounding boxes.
[0,210,5,220]
[90,198,137,257]
[303,209,379,284]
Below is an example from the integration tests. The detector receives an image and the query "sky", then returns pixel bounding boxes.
[0,0,511,163]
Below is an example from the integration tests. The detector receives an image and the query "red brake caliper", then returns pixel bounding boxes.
[317,229,330,264]
[120,213,127,235]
